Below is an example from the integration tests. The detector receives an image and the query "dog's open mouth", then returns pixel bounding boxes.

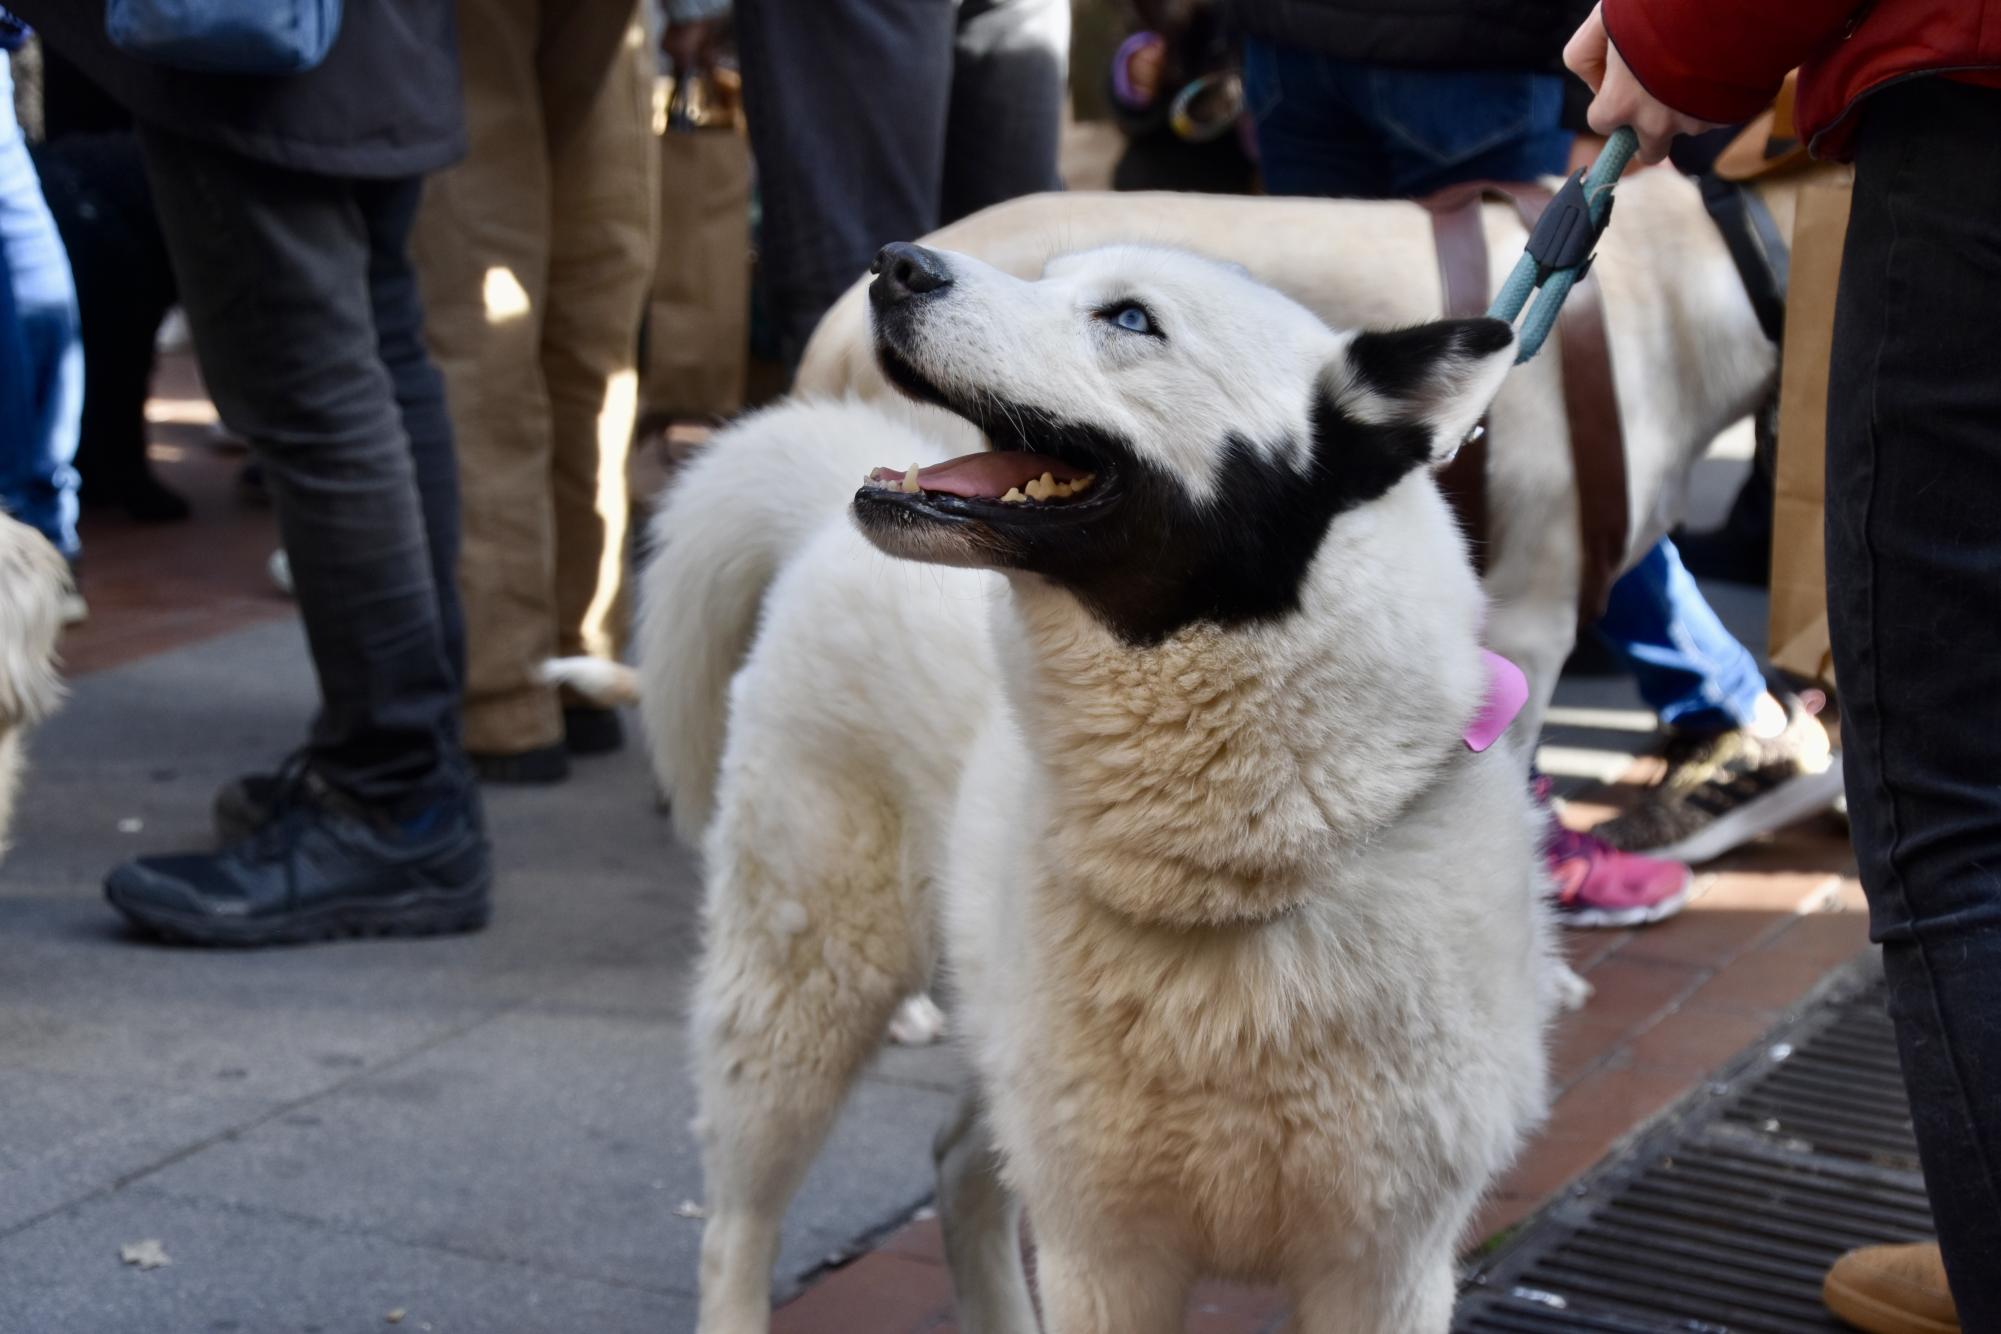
[863,452,1097,507]
[863,342,1120,524]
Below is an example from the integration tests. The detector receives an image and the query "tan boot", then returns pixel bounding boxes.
[1823,1242,1961,1334]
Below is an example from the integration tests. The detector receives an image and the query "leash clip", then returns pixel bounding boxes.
[1525,169,1613,286]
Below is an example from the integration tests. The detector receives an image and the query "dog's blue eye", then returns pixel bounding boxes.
[1108,303,1154,335]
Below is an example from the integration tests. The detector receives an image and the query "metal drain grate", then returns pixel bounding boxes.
[1456,963,1932,1333]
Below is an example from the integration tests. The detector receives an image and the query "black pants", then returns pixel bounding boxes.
[733,0,1067,371]
[137,125,466,811]
[1827,77,2001,1321]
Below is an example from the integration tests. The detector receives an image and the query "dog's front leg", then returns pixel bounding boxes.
[934,1086,1036,1334]
[1032,1226,1191,1334]
[1290,1244,1456,1334]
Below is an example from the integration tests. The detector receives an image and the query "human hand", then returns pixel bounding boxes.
[1563,4,1719,164]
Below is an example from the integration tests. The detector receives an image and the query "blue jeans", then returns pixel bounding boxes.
[1591,539,1764,733]
[0,51,82,560]
[1240,37,1572,197]
[1242,36,1767,734]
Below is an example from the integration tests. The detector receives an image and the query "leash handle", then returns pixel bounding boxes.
[1488,127,1638,363]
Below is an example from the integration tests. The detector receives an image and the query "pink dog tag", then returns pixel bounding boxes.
[1464,650,1527,753]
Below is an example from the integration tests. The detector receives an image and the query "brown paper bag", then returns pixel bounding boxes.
[1767,171,1852,687]
[640,72,751,420]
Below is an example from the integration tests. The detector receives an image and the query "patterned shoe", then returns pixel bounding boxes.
[1591,694,1840,865]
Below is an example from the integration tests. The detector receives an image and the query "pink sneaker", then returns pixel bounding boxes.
[1537,781,1694,928]
[1547,825,1695,927]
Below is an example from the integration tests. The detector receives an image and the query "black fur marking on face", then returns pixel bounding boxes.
[863,314,1503,646]
[860,393,1448,647]
[1029,405,1440,645]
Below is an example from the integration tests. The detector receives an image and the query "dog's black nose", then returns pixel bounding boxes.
[870,243,953,301]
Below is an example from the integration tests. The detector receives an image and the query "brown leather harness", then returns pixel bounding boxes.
[1419,182,1630,623]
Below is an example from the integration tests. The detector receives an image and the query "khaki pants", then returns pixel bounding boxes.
[412,0,656,755]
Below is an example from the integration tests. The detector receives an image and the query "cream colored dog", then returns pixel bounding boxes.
[0,514,69,859]
[638,241,1572,1332]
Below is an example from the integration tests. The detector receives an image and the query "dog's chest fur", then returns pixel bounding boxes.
[947,584,1551,1280]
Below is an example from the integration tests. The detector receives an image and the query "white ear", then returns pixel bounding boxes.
[1327,319,1517,466]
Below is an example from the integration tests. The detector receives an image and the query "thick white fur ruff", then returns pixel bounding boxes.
[0,516,69,859]
[645,246,1574,1333]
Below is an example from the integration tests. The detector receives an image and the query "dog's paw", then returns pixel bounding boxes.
[1551,962,1594,1012]
[887,993,948,1046]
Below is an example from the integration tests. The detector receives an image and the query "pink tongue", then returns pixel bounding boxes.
[869,451,1089,499]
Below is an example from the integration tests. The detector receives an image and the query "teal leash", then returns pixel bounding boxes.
[1487,127,1638,363]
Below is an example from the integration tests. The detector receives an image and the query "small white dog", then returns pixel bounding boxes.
[630,242,1570,1332]
[0,514,69,859]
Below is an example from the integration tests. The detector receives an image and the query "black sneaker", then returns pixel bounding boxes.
[109,778,491,946]
[212,748,313,847]
[213,772,283,847]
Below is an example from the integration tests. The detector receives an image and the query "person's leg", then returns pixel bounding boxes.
[735,0,955,370]
[538,0,654,698]
[35,133,187,523]
[362,175,465,696]
[135,125,462,813]
[410,0,562,773]
[1596,537,1765,734]
[108,125,487,944]
[939,0,1066,226]
[1238,38,1393,198]
[1825,76,2001,1324]
[1587,536,1837,864]
[0,52,82,563]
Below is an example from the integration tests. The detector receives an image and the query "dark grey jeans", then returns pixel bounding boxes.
[137,125,466,813]
[1827,76,2001,1322]
[734,0,1068,370]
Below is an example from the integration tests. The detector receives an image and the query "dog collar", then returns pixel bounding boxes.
[1464,650,1527,753]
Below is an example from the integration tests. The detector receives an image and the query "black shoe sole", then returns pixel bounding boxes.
[469,744,570,785]
[106,882,492,947]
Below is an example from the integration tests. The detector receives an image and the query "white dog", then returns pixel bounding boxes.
[634,242,1570,1332]
[0,514,69,859]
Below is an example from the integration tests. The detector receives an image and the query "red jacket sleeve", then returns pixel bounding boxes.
[1602,0,1860,122]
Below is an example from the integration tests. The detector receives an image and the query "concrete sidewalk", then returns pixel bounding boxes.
[0,618,963,1333]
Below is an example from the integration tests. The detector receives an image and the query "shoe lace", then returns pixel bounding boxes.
[240,749,319,861]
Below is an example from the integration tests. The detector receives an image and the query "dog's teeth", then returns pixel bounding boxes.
[902,464,921,494]
[1001,487,1027,503]
[1071,473,1094,493]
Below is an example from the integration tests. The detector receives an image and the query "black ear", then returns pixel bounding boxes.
[1323,318,1517,468]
